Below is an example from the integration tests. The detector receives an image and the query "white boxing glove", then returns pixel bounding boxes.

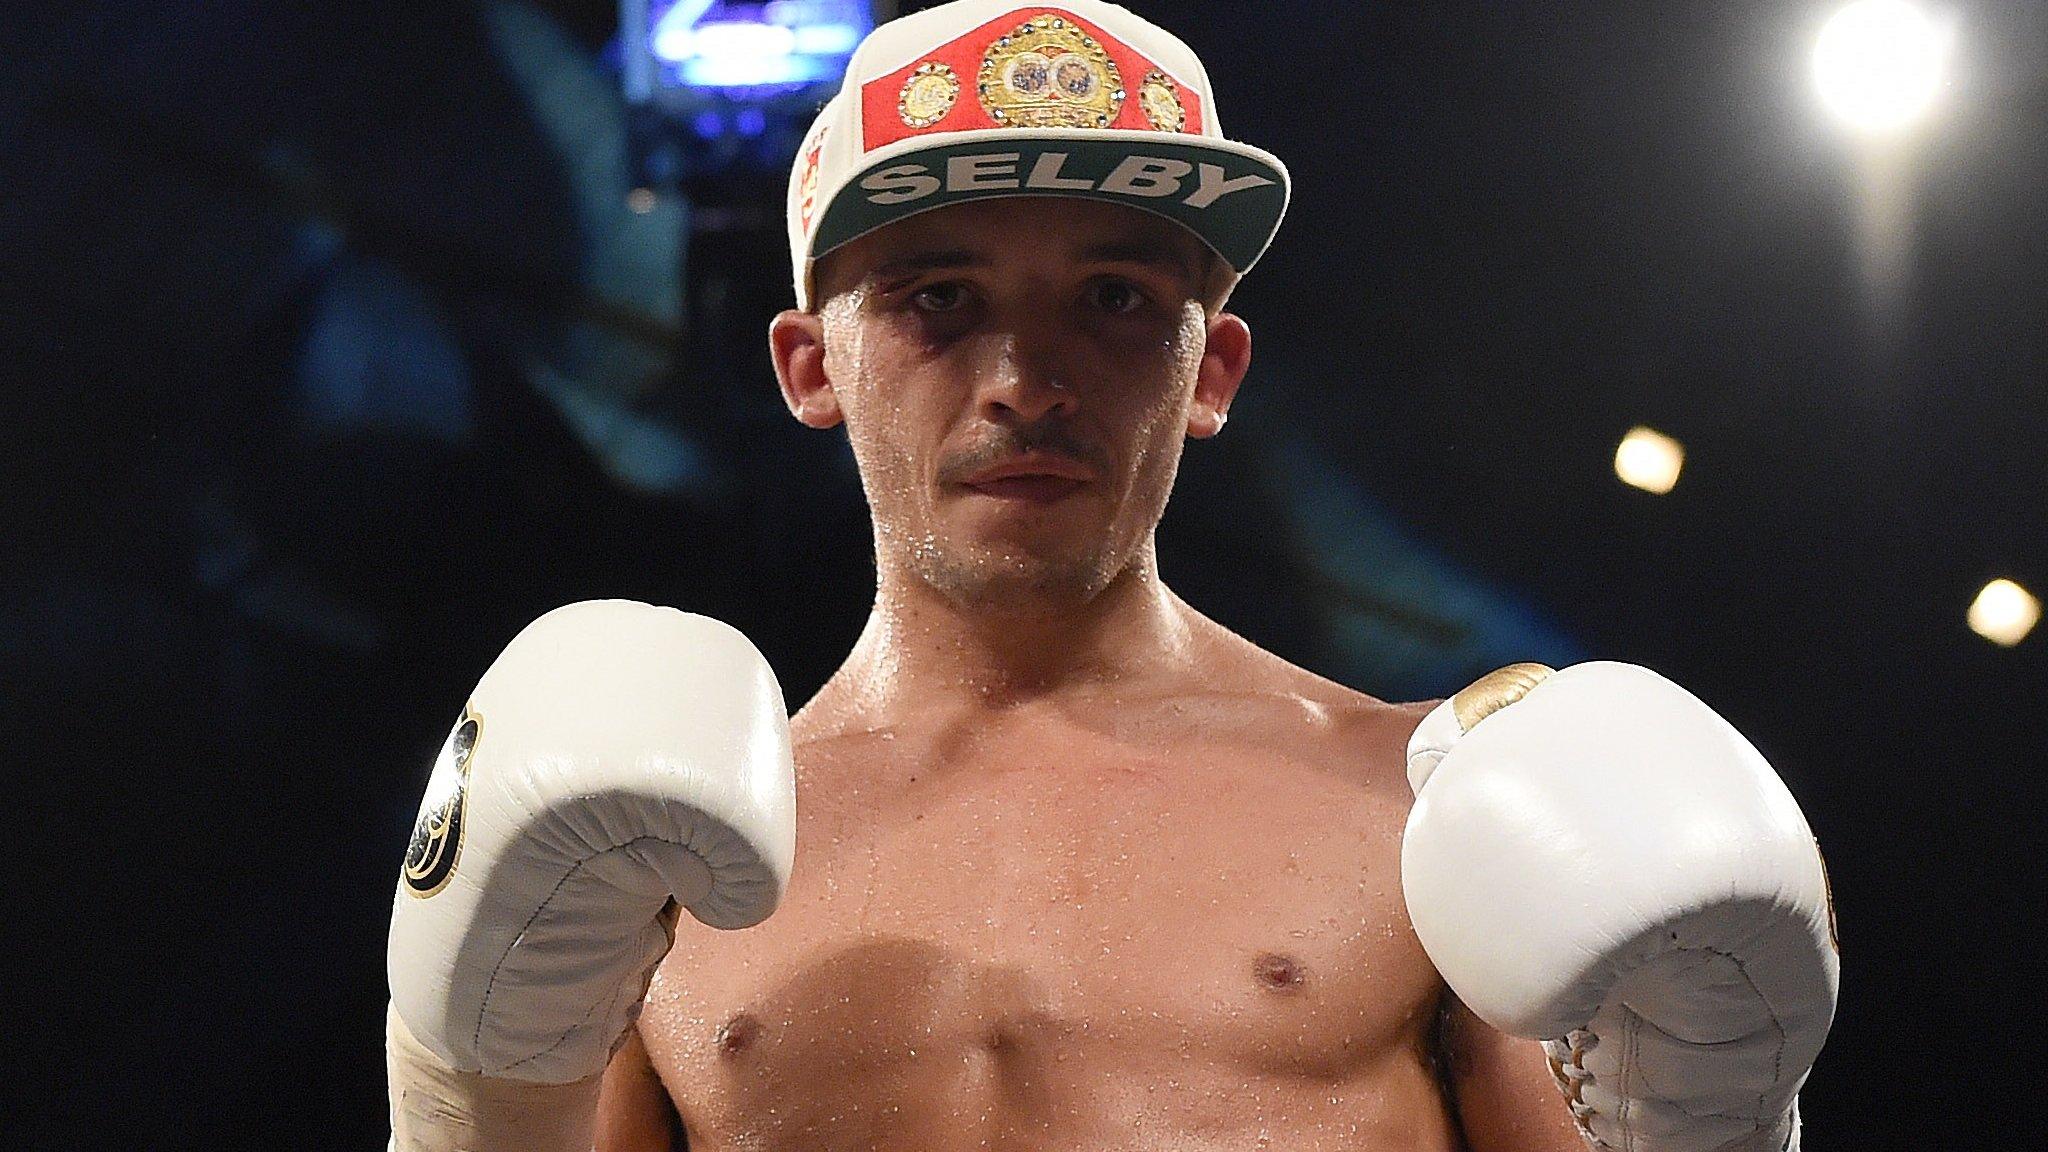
[386,600,796,1151]
[1403,662,1838,1152]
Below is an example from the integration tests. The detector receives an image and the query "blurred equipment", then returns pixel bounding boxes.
[615,1,896,518]
[621,0,890,196]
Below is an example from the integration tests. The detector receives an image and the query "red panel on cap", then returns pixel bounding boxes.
[796,124,827,233]
[858,6,1204,153]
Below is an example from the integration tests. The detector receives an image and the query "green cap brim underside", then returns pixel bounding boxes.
[812,136,1288,274]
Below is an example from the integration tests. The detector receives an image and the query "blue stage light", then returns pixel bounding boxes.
[623,1,883,205]
[631,0,872,95]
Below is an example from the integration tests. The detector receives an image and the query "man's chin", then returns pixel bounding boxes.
[914,545,1118,612]
[939,484,1104,546]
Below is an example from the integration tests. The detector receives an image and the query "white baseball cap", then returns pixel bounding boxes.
[785,0,1290,310]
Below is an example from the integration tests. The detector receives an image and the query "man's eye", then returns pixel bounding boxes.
[910,283,967,312]
[1089,280,1147,314]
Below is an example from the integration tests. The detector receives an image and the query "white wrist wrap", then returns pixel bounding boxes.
[387,1002,599,1152]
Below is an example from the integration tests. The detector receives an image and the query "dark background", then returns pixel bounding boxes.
[7,1,2043,1146]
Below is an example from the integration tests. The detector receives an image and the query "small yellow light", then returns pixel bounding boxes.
[1967,579,2039,647]
[1614,426,1684,495]
[626,187,659,214]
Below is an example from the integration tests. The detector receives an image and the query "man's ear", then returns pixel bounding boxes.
[768,309,843,429]
[1187,310,1251,439]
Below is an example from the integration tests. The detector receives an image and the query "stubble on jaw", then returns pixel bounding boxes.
[854,379,1194,621]
[906,527,1134,615]
[888,400,1192,617]
[911,421,1139,612]
[811,220,1213,624]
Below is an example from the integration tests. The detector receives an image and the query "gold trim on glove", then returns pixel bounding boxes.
[1450,663,1554,733]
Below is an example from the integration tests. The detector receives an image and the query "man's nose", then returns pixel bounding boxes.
[975,320,1079,425]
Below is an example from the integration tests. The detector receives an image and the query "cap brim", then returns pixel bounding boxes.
[808,128,1289,284]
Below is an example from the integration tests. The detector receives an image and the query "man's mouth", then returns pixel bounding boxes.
[957,454,1096,504]
[963,475,1089,503]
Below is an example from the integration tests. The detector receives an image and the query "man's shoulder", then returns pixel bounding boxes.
[1223,629,1433,724]
[1216,638,1435,791]
[1306,678,1433,787]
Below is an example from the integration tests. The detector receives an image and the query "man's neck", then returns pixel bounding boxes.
[808,554,1206,727]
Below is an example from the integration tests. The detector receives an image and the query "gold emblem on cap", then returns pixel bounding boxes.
[978,15,1125,129]
[1138,70,1185,132]
[898,61,960,129]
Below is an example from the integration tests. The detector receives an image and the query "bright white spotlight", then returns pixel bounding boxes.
[1813,0,1954,134]
[1967,578,2040,647]
[1614,426,1685,495]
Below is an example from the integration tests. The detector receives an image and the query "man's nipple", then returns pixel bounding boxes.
[1252,951,1307,993]
[715,1012,762,1057]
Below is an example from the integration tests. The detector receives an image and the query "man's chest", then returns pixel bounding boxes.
[639,732,1445,1115]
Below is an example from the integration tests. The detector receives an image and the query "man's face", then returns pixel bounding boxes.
[774,197,1248,614]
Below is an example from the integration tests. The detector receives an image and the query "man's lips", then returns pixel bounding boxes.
[963,475,1088,502]
[961,454,1096,484]
[956,454,1096,503]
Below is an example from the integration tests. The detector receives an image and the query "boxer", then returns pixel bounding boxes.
[384,3,1837,1149]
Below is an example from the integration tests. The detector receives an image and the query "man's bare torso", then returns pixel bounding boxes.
[631,633,1459,1151]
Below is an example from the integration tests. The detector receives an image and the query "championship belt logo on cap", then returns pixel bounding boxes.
[978,15,1125,128]
[899,62,962,128]
[785,0,1291,311]
[1138,70,1185,133]
[401,707,479,899]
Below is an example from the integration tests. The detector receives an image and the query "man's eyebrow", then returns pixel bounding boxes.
[860,240,1198,286]
[1077,240,1198,279]
[868,249,985,281]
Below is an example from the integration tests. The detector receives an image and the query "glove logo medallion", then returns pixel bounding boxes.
[402,708,479,898]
